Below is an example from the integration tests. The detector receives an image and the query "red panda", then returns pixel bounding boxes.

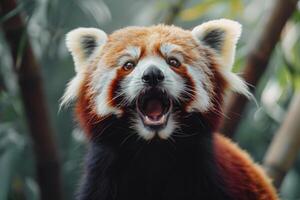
[62,19,279,200]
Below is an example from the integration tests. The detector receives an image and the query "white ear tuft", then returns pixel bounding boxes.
[220,69,252,98]
[60,73,85,108]
[66,28,107,72]
[192,19,242,70]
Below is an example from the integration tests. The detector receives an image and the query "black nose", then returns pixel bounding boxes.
[142,66,165,86]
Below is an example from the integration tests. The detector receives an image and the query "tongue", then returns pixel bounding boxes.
[145,99,163,120]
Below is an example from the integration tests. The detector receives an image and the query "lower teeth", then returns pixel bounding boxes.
[144,115,166,125]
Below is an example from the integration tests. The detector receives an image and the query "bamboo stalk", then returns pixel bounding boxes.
[263,93,300,189]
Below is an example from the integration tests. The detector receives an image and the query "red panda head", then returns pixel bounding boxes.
[62,19,250,140]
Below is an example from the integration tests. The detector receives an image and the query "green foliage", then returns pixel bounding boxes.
[179,0,243,21]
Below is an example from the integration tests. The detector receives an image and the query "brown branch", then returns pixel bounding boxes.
[163,0,188,25]
[219,0,298,137]
[0,1,63,200]
[263,93,300,189]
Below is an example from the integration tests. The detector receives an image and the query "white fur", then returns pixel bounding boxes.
[160,43,178,55]
[192,19,242,70]
[160,43,184,63]
[125,46,141,59]
[185,65,211,112]
[118,46,141,66]
[66,27,107,72]
[60,72,85,108]
[158,114,177,139]
[220,69,252,98]
[133,116,155,140]
[91,63,123,117]
[160,43,180,55]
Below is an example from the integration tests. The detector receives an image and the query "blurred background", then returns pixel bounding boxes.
[1,0,300,199]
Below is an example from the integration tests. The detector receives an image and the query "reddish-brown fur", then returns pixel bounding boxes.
[74,25,278,199]
[215,134,278,200]
[101,25,201,68]
[203,54,229,131]
[108,68,130,108]
[76,71,104,139]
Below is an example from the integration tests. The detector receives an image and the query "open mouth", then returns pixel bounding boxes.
[136,88,172,130]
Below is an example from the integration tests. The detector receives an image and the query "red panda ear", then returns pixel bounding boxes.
[60,28,107,108]
[66,28,107,72]
[192,19,241,70]
[192,19,252,98]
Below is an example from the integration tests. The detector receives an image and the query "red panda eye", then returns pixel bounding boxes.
[123,61,135,71]
[167,57,181,68]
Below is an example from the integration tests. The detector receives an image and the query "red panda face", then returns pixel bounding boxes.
[91,27,214,140]
[62,20,251,140]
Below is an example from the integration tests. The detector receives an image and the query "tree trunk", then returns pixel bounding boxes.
[219,0,298,137]
[0,0,63,200]
[263,93,300,189]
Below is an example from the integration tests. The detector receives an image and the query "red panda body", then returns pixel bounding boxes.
[63,20,278,200]
[214,134,278,200]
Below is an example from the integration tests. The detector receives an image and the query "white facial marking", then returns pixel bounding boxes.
[91,62,122,117]
[160,43,180,55]
[160,43,184,63]
[185,65,211,112]
[118,46,141,66]
[126,46,141,59]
